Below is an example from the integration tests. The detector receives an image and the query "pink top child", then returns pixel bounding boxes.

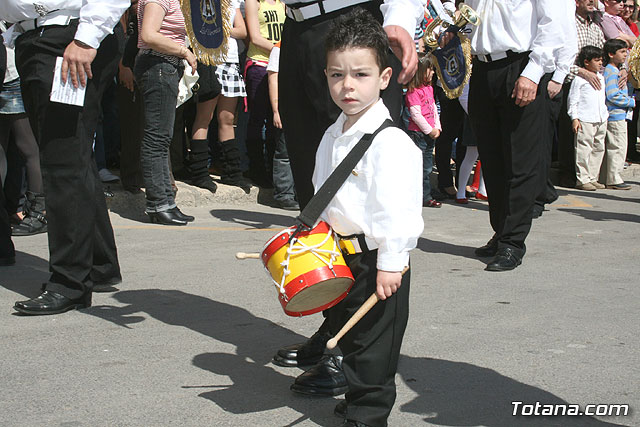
[406,85,441,136]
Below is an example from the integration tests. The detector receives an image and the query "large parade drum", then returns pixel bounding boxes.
[261,221,354,317]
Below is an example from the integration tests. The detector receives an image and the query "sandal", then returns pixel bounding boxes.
[423,199,442,208]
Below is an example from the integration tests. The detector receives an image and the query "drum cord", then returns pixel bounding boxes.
[274,230,342,299]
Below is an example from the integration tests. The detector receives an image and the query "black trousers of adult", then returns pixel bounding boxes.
[434,86,465,191]
[556,82,575,186]
[327,250,410,427]
[534,85,562,209]
[15,22,121,299]
[279,1,403,209]
[469,53,552,252]
[0,46,10,260]
[627,102,640,159]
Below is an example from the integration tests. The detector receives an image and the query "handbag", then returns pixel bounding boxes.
[176,60,200,107]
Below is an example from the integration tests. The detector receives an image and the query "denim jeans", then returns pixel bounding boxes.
[134,54,183,213]
[408,130,435,202]
[272,129,296,202]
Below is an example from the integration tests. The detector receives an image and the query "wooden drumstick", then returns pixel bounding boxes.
[326,266,409,350]
[235,252,261,259]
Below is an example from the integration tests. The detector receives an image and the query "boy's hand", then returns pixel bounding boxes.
[376,270,402,300]
[428,128,441,139]
[572,119,582,134]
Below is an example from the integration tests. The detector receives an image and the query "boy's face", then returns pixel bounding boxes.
[584,56,603,73]
[609,47,628,66]
[325,47,392,127]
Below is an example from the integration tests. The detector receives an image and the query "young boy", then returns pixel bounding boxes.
[602,38,635,190]
[568,45,608,191]
[312,9,424,427]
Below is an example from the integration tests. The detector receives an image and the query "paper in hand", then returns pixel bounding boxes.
[50,56,87,107]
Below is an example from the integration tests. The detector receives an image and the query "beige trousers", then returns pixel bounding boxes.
[574,121,606,185]
[600,120,628,185]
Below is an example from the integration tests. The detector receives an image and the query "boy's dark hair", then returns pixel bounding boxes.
[324,8,390,72]
[577,45,603,68]
[603,38,627,64]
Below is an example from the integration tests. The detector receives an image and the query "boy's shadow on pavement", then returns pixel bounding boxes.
[88,289,625,427]
[398,355,626,427]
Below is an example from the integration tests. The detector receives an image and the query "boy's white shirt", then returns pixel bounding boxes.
[312,99,424,272]
[567,73,608,123]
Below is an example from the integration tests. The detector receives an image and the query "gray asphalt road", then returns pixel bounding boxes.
[1,169,638,427]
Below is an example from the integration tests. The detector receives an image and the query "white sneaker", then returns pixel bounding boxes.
[99,168,120,183]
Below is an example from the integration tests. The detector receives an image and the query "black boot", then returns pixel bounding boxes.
[12,192,47,236]
[220,139,251,194]
[273,330,330,367]
[186,139,217,193]
[290,355,348,396]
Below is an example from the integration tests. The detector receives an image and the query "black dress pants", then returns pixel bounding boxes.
[556,82,575,186]
[15,21,121,299]
[279,1,403,209]
[469,54,551,251]
[327,250,410,427]
[434,86,465,191]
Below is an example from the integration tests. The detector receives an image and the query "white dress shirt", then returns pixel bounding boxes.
[0,0,129,49]
[280,0,428,41]
[464,0,566,84]
[567,74,608,123]
[312,99,424,272]
[551,1,578,84]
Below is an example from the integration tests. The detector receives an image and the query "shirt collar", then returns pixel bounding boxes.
[576,13,593,25]
[330,99,391,139]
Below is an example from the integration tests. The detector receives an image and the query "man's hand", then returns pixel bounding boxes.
[619,68,628,88]
[62,40,97,88]
[511,76,538,107]
[578,68,601,90]
[384,25,418,84]
[572,118,582,134]
[547,80,562,99]
[118,64,135,92]
[376,270,402,300]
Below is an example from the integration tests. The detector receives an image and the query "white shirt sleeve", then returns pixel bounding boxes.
[76,0,130,48]
[567,77,581,120]
[380,0,428,40]
[368,128,424,271]
[551,1,578,84]
[521,0,566,84]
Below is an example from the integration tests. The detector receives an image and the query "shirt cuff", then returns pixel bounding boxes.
[75,22,107,49]
[521,61,545,85]
[376,251,409,272]
[552,69,569,84]
[382,7,418,42]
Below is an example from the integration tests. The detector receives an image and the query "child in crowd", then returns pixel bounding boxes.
[312,9,424,426]
[568,45,608,191]
[405,53,442,208]
[602,38,635,190]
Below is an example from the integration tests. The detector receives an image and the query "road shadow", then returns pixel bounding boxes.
[558,208,640,224]
[398,355,627,427]
[0,251,49,299]
[557,188,640,205]
[209,208,296,228]
[416,237,482,262]
[87,289,337,426]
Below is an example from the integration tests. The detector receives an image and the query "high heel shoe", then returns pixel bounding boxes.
[169,207,195,222]
[147,210,188,226]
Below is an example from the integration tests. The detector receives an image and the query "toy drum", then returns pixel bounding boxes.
[261,221,354,317]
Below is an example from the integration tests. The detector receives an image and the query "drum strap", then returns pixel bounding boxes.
[296,119,395,229]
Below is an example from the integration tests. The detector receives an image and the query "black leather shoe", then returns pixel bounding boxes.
[169,207,195,222]
[475,235,498,257]
[147,211,188,226]
[485,247,524,272]
[273,331,330,367]
[334,400,347,418]
[290,355,348,396]
[342,420,371,427]
[0,256,15,266]
[14,290,91,315]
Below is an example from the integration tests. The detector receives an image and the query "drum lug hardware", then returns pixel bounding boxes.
[329,266,336,277]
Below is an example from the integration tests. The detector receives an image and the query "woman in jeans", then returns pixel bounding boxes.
[135,0,197,225]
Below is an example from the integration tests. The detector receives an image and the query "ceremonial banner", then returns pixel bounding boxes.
[431,33,472,99]
[181,0,231,65]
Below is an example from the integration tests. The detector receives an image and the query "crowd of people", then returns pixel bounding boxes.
[0,0,638,426]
